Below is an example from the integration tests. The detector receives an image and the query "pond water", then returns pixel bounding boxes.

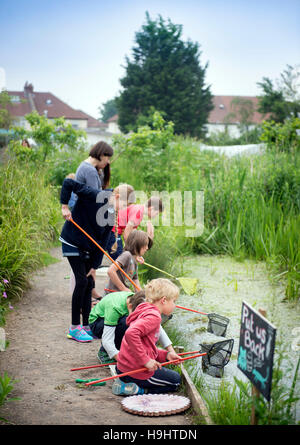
[198,142,265,158]
[167,254,300,421]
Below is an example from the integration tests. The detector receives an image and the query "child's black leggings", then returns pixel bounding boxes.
[67,256,94,326]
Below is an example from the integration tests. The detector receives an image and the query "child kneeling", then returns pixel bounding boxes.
[113,278,181,396]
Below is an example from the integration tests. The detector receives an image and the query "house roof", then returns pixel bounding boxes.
[107,114,118,123]
[5,83,104,128]
[208,95,266,125]
[99,96,267,126]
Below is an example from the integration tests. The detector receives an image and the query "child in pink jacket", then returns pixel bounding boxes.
[112,278,181,396]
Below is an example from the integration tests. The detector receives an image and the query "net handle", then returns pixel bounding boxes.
[70,349,203,372]
[84,353,207,386]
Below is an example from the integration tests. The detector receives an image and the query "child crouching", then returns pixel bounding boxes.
[112,278,181,396]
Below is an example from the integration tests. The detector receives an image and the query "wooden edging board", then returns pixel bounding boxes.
[181,365,213,425]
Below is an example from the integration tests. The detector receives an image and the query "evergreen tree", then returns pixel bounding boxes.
[99,98,118,122]
[117,12,213,138]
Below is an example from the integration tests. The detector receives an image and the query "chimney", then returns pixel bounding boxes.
[24,81,37,112]
[24,81,34,97]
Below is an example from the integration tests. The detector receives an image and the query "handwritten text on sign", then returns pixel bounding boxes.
[237,301,276,401]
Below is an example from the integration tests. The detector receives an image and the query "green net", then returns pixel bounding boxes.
[177,277,199,295]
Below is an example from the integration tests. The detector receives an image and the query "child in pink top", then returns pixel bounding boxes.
[106,197,163,260]
[112,278,181,396]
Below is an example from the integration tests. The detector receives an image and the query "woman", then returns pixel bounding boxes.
[68,140,113,210]
[67,141,114,301]
[60,179,135,342]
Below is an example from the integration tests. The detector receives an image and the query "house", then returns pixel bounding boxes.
[5,84,267,141]
[99,95,267,138]
[206,95,267,137]
[106,114,121,134]
[5,82,113,146]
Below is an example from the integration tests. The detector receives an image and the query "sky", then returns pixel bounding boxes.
[0,0,299,119]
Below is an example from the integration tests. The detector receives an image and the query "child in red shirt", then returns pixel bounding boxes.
[106,196,163,261]
[112,278,181,396]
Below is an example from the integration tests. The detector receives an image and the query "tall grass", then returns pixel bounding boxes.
[0,160,61,324]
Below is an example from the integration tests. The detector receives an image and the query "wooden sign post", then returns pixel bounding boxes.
[237,301,277,424]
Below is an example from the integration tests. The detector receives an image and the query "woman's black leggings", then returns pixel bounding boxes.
[67,256,94,326]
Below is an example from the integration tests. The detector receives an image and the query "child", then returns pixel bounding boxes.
[89,289,177,364]
[112,278,181,396]
[89,290,145,364]
[103,229,151,297]
[60,178,134,342]
[106,196,163,260]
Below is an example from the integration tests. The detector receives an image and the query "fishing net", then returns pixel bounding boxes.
[177,277,199,295]
[201,339,234,378]
[207,313,230,337]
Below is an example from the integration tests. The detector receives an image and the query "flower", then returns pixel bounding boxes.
[2,292,7,298]
[9,304,13,310]
[3,279,9,284]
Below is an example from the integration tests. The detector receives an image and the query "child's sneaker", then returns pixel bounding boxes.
[67,326,93,342]
[97,348,115,364]
[112,379,144,396]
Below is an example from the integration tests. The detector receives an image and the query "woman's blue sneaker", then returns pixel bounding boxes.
[67,326,93,342]
[112,379,144,396]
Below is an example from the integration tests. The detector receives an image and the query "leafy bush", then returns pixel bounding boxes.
[9,112,87,162]
[260,117,300,153]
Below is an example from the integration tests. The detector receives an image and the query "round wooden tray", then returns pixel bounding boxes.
[121,393,191,417]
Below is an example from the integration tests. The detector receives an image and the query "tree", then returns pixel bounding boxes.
[0,90,13,129]
[99,98,118,122]
[117,12,213,138]
[257,65,300,123]
[225,97,255,141]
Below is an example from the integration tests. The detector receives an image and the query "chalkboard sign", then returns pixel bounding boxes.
[237,301,276,401]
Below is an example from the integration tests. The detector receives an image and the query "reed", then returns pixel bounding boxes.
[0,160,61,324]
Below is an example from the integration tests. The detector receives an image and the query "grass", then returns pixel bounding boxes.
[0,159,61,326]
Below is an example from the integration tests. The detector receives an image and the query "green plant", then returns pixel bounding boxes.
[0,160,61,325]
[203,378,252,425]
[260,117,300,153]
[9,112,87,162]
[0,372,20,423]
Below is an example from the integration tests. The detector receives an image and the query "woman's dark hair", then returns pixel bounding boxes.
[89,141,113,189]
[124,229,150,256]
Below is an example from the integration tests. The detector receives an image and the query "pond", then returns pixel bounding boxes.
[167,254,300,421]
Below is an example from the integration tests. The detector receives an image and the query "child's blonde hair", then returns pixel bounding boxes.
[66,173,76,179]
[111,183,135,253]
[113,183,135,204]
[145,278,179,303]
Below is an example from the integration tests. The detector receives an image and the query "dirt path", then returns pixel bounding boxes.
[0,247,191,426]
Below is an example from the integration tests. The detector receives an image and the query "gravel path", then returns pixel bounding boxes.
[0,247,192,427]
